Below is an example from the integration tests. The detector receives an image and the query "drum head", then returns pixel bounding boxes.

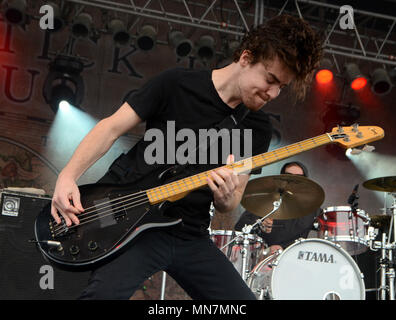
[271,239,365,300]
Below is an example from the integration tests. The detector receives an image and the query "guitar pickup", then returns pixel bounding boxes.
[114,209,126,220]
[93,198,126,228]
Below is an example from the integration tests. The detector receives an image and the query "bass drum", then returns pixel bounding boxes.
[247,238,365,300]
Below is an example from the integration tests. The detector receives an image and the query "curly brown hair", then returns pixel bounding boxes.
[233,14,323,101]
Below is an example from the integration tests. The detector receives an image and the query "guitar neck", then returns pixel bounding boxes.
[146,133,332,204]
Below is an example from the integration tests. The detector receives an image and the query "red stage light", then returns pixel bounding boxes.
[316,69,333,84]
[351,77,367,90]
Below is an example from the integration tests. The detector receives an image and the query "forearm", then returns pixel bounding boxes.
[60,118,118,181]
[59,102,141,181]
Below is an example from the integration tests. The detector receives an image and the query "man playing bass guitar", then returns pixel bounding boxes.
[50,14,323,299]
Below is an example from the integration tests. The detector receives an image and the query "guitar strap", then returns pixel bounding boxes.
[105,104,250,184]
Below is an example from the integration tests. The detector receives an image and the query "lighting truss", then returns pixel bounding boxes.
[17,0,396,68]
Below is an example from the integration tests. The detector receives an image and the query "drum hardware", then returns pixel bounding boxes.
[160,271,166,300]
[363,177,396,300]
[258,288,266,300]
[207,201,215,232]
[366,226,379,243]
[210,230,264,281]
[369,232,396,300]
[249,249,282,300]
[226,199,282,282]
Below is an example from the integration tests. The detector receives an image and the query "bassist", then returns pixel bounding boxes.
[50,14,322,299]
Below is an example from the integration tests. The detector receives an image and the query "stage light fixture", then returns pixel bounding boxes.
[43,55,85,113]
[371,68,392,96]
[225,40,240,58]
[323,102,361,127]
[196,35,216,63]
[316,58,334,84]
[136,25,157,51]
[4,0,27,25]
[216,40,240,68]
[59,100,71,112]
[168,30,193,58]
[108,19,130,46]
[46,2,64,32]
[71,13,93,38]
[389,67,396,86]
[344,63,367,91]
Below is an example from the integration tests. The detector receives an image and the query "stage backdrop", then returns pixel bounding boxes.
[1,14,395,299]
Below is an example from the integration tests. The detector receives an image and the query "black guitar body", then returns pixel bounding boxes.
[34,179,182,269]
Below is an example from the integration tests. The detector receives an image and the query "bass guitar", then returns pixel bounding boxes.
[34,125,384,268]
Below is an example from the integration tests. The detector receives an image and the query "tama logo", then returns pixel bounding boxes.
[298,251,335,264]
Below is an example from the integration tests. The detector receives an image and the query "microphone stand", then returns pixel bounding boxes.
[348,185,359,255]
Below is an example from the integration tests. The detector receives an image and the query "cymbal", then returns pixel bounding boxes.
[241,175,325,220]
[363,176,396,192]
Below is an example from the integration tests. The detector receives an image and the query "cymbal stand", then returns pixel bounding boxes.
[370,193,396,300]
[237,198,282,281]
[241,198,283,235]
[219,198,282,251]
[207,201,215,233]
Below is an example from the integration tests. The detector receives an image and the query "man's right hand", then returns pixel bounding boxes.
[51,174,84,226]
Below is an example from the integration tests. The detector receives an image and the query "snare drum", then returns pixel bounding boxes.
[317,206,370,255]
[247,238,365,300]
[210,230,264,277]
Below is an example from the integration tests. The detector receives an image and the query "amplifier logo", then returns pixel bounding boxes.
[298,250,335,264]
[1,196,20,217]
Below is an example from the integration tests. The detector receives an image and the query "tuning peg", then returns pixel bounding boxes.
[352,123,359,132]
[362,144,375,152]
[337,125,344,133]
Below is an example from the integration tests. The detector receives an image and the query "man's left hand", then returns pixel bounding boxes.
[207,155,248,213]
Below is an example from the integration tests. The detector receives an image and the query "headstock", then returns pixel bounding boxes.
[329,124,384,149]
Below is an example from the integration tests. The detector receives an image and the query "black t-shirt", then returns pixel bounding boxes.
[122,67,273,239]
[235,209,320,248]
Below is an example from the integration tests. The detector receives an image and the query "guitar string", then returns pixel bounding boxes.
[54,190,147,221]
[52,135,332,236]
[52,191,149,233]
[53,198,151,236]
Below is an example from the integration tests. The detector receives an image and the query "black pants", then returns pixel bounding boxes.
[78,228,256,300]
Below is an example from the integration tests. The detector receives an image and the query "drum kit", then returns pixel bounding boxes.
[209,174,396,300]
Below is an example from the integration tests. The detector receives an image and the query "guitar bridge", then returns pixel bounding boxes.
[50,217,73,239]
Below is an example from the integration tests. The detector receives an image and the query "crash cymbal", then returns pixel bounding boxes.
[241,174,325,220]
[363,176,396,192]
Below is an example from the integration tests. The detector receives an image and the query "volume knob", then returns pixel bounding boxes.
[88,241,98,251]
[69,245,80,255]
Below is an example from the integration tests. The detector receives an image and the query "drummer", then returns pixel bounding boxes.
[235,161,322,254]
